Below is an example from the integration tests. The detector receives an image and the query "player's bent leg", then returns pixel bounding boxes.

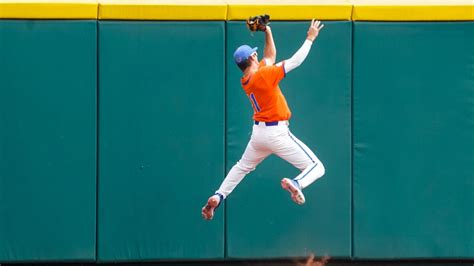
[280,131,325,189]
[273,131,325,204]
[294,160,325,189]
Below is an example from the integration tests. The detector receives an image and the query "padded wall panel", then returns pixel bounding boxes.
[0,20,97,262]
[353,22,474,258]
[98,21,225,261]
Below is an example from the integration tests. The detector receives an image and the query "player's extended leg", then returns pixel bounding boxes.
[202,139,271,220]
[273,130,325,205]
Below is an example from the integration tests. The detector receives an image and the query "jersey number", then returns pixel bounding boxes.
[249,93,261,113]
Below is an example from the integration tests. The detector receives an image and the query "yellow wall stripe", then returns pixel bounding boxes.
[0,0,472,21]
[353,0,474,21]
[226,0,352,21]
[0,1,98,19]
[98,0,227,20]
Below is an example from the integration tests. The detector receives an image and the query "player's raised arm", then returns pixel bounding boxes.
[263,26,276,65]
[276,19,324,73]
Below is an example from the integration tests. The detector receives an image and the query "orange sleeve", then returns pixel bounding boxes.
[260,63,285,87]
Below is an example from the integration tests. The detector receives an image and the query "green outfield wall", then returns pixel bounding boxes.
[0,20,97,262]
[0,1,472,263]
[353,22,474,259]
[97,21,225,261]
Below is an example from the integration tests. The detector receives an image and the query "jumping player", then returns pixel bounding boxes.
[202,19,326,220]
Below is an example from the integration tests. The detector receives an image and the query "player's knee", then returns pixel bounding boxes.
[318,161,325,177]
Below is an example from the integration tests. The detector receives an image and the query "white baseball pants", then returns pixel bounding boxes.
[216,121,325,199]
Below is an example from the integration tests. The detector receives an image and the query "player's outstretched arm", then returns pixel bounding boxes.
[276,19,324,73]
[263,26,276,65]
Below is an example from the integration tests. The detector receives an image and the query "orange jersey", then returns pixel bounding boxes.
[241,60,291,122]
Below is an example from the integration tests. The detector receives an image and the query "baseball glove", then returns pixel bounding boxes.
[246,14,270,32]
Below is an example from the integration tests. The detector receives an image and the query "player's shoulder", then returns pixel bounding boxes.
[258,59,275,71]
[257,62,281,76]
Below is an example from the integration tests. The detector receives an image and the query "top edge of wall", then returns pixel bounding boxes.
[0,0,472,21]
[352,0,474,21]
[98,0,228,21]
[0,0,99,19]
[226,0,353,21]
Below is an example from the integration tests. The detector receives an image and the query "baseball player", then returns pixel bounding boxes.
[202,18,326,220]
